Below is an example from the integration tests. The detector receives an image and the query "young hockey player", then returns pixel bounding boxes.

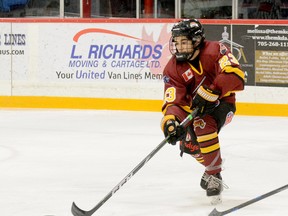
[160,19,245,204]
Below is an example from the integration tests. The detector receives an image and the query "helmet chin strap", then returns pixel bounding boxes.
[188,49,200,61]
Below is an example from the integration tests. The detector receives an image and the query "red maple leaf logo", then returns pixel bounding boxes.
[138,24,172,75]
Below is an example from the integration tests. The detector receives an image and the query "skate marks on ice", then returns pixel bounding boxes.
[0,110,287,216]
[0,145,18,162]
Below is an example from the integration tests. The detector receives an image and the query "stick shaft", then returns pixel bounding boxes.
[89,137,169,214]
[209,184,288,216]
[72,109,198,216]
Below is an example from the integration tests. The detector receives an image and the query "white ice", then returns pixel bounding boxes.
[0,109,287,216]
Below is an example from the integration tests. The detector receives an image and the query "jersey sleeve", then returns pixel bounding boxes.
[161,58,192,122]
[210,43,245,99]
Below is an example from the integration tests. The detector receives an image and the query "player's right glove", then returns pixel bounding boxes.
[161,115,185,145]
[192,85,220,117]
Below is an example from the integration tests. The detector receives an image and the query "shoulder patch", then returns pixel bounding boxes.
[219,43,228,55]
[163,75,170,83]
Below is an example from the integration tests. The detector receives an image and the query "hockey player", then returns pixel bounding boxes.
[160,19,245,204]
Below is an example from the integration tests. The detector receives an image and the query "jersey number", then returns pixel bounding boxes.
[219,53,239,69]
[164,87,176,103]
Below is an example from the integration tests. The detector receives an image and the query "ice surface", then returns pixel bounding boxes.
[0,109,287,216]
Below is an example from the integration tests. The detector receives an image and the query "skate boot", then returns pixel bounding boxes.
[200,172,209,190]
[206,173,226,205]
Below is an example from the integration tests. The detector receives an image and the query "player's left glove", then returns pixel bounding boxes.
[192,86,220,117]
[161,115,185,145]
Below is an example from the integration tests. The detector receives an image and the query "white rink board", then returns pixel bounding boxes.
[0,22,287,103]
[1,22,171,99]
[0,23,12,95]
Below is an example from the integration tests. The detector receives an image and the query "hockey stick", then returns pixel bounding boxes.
[71,108,199,216]
[208,184,288,216]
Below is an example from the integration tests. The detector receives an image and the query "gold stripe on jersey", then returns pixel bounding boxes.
[197,132,218,143]
[223,89,243,97]
[196,157,204,163]
[160,115,175,131]
[180,104,192,113]
[187,61,203,75]
[162,104,191,115]
[162,103,172,115]
[222,66,245,81]
[223,90,234,97]
[200,143,220,154]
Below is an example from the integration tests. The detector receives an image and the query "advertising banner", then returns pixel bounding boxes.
[0,20,287,102]
[204,23,288,87]
[8,22,173,99]
[0,23,14,95]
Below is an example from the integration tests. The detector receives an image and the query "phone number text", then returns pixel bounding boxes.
[257,41,288,47]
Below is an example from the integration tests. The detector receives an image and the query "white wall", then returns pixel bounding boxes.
[0,20,287,104]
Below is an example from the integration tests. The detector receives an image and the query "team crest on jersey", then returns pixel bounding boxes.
[219,43,228,55]
[193,118,206,129]
[182,68,193,82]
[224,111,234,126]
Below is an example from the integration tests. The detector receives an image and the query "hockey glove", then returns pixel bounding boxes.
[161,115,185,145]
[192,86,220,117]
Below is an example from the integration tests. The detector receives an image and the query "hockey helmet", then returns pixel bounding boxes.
[170,19,205,61]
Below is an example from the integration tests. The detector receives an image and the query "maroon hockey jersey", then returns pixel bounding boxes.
[162,40,245,121]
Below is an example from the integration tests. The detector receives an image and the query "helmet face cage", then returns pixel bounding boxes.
[169,19,205,61]
[169,36,194,61]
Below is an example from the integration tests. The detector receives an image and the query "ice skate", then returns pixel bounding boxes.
[206,173,227,205]
[200,172,209,190]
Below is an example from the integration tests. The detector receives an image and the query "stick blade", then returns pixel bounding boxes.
[208,208,223,216]
[71,202,90,216]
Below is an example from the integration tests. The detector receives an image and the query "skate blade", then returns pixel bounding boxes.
[210,195,222,205]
